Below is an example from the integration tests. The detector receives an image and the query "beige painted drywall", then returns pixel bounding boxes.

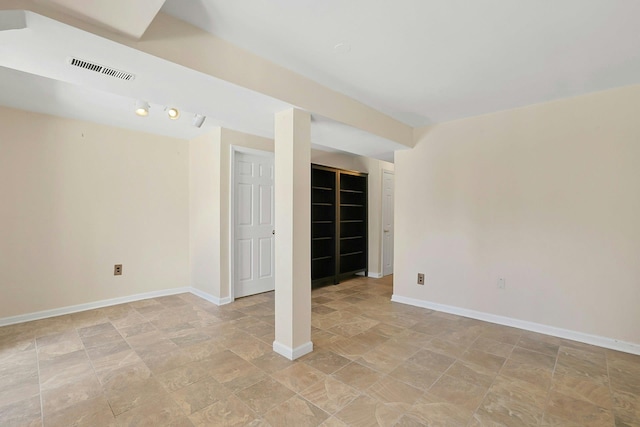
[395,85,640,344]
[188,127,273,300]
[0,106,189,318]
[311,151,395,276]
[3,1,412,147]
[189,129,223,299]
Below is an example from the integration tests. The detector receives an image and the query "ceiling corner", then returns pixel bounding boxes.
[33,0,166,39]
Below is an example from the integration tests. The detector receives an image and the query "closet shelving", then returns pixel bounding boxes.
[311,164,368,284]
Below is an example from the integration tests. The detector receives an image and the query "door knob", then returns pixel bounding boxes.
[272,230,275,235]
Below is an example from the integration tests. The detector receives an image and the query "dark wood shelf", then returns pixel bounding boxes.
[312,164,367,283]
[340,251,364,257]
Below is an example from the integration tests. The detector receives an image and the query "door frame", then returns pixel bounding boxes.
[381,169,394,277]
[229,145,275,302]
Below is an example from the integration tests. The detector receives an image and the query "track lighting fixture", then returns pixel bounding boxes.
[135,100,150,117]
[166,107,180,120]
[193,114,206,128]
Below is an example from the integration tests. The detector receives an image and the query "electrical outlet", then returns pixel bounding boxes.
[114,264,123,276]
[497,277,506,290]
[417,273,425,285]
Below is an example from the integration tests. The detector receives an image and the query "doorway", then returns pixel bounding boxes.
[381,170,394,277]
[232,148,275,298]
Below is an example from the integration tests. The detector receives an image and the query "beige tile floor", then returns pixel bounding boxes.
[1,275,639,426]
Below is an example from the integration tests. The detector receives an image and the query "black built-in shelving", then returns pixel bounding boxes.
[311,164,367,284]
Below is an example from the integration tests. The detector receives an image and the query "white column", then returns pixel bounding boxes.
[273,108,313,360]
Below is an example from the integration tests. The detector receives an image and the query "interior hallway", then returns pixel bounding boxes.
[0,275,639,426]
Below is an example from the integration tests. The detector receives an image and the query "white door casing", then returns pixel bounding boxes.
[233,150,275,298]
[382,170,394,277]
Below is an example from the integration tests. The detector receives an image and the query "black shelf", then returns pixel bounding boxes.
[341,251,364,257]
[311,164,367,284]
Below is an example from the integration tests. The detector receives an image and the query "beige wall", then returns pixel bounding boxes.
[311,151,394,276]
[394,85,640,344]
[0,106,189,318]
[189,129,223,298]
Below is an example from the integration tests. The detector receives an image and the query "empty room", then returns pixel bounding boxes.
[1,1,639,426]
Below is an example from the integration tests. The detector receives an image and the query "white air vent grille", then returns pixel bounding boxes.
[69,57,135,81]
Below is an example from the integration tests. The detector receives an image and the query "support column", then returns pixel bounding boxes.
[273,108,313,360]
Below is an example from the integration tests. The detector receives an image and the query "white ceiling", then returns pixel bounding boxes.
[162,0,640,127]
[0,9,405,161]
[1,1,639,162]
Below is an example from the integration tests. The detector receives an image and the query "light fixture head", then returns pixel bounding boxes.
[166,107,180,120]
[135,100,150,117]
[193,114,206,128]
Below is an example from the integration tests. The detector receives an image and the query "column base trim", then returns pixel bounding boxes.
[273,340,313,360]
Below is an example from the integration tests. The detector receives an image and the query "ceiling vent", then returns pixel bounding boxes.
[68,57,135,81]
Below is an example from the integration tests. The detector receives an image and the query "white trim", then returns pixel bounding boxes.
[229,145,237,302]
[0,286,241,327]
[391,294,640,356]
[190,287,232,306]
[356,271,383,278]
[273,340,314,360]
[381,169,394,277]
[0,287,190,327]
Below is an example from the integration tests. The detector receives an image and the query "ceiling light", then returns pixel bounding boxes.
[135,100,150,117]
[166,107,180,120]
[193,114,206,128]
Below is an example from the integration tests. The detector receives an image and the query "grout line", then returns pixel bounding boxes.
[604,351,617,427]
[34,336,44,427]
[464,331,521,427]
[540,339,562,426]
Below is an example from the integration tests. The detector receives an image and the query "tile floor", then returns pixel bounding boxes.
[1,275,639,426]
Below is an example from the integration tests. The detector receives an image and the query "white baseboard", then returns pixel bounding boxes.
[273,340,313,360]
[0,286,238,327]
[189,287,232,306]
[391,294,640,356]
[356,271,383,278]
[0,287,191,327]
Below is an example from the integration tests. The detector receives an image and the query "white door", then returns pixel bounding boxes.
[234,151,275,298]
[382,171,394,277]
